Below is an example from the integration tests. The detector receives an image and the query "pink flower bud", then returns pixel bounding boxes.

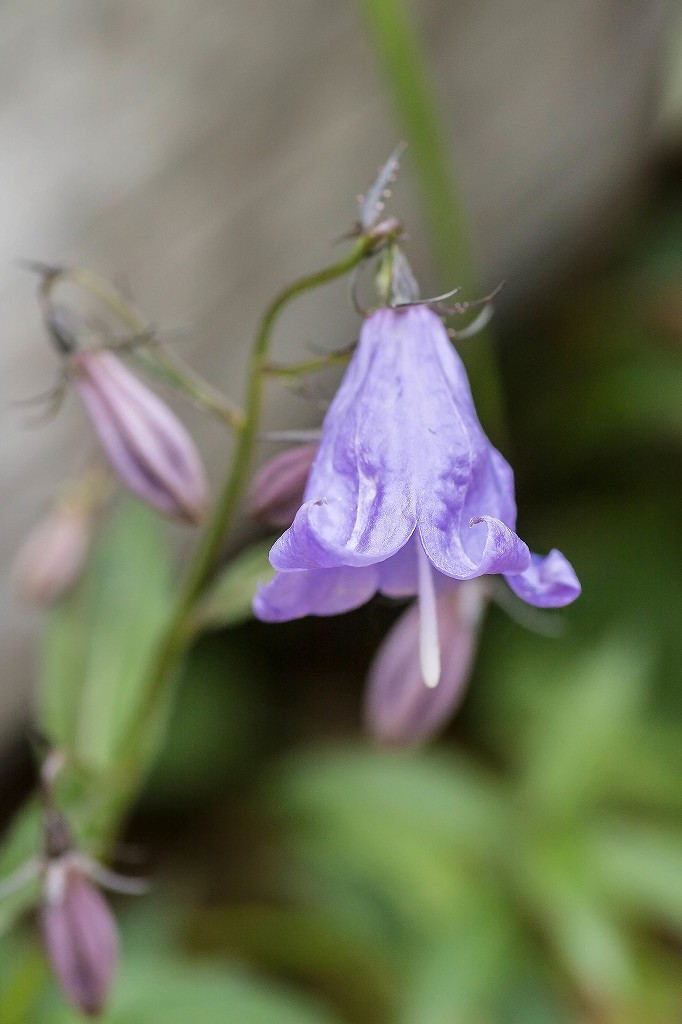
[363,584,486,746]
[13,506,92,606]
[72,350,209,523]
[248,444,318,528]
[41,867,118,1018]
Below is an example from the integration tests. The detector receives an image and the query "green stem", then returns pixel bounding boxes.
[356,0,475,294]
[135,345,245,431]
[121,235,375,765]
[355,0,505,436]
[262,347,354,379]
[52,270,244,430]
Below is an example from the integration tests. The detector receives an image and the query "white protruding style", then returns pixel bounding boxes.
[416,537,441,688]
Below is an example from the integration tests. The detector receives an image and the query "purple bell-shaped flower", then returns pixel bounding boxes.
[254,305,579,689]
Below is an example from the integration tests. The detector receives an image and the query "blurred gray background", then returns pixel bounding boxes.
[0,0,671,741]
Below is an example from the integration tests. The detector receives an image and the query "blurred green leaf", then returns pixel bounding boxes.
[518,833,639,1003]
[193,540,275,632]
[495,967,571,1024]
[143,636,265,807]
[37,956,342,1024]
[0,931,48,1024]
[269,748,510,938]
[538,357,682,468]
[399,897,518,1024]
[591,821,682,934]
[272,747,506,857]
[190,904,398,1024]
[0,802,42,936]
[38,499,172,772]
[515,643,650,817]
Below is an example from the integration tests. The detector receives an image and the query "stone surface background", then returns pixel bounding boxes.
[0,0,670,741]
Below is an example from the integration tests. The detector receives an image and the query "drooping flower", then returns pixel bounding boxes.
[253,304,580,687]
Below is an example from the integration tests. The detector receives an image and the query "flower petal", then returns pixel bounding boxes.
[271,306,520,574]
[73,351,209,523]
[364,585,485,745]
[377,540,420,597]
[41,870,118,1017]
[420,515,530,579]
[505,549,581,607]
[253,564,379,622]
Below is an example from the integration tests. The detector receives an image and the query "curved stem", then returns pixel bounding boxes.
[44,269,244,430]
[262,347,354,379]
[355,0,505,439]
[122,235,375,765]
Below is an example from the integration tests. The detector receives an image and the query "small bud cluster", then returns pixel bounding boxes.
[27,267,211,528]
[0,749,145,1017]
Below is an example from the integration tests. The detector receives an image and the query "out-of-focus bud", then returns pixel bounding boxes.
[364,583,486,746]
[13,468,110,606]
[0,748,144,1018]
[13,505,93,606]
[248,443,318,529]
[41,866,118,1019]
[72,349,209,523]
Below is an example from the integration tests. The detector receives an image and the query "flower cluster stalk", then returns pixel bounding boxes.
[47,268,243,431]
[355,0,505,436]
[120,235,377,770]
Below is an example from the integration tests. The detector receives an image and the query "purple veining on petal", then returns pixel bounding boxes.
[270,307,524,576]
[254,303,579,629]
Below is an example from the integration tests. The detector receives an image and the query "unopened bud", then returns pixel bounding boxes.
[41,867,118,1018]
[13,505,93,606]
[248,443,318,529]
[72,349,209,523]
[364,584,485,746]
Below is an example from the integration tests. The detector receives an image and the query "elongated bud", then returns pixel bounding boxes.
[364,584,486,746]
[72,349,209,523]
[13,505,93,605]
[249,444,318,528]
[41,867,118,1018]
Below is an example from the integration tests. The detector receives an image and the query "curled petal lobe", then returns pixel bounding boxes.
[419,515,530,580]
[73,350,209,523]
[364,584,485,746]
[505,549,581,607]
